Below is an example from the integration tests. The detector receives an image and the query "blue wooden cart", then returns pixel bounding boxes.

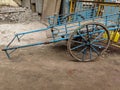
[2,1,120,62]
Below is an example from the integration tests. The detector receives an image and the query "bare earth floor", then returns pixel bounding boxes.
[0,22,120,90]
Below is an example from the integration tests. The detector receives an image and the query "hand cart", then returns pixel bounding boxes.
[2,1,120,62]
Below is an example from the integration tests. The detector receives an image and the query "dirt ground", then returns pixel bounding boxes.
[0,22,120,90]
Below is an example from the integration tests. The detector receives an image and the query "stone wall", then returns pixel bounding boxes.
[0,6,40,23]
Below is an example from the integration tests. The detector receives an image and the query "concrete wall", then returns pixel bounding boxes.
[36,0,43,14]
[21,0,31,9]
[31,0,36,3]
[41,0,61,22]
[21,0,43,14]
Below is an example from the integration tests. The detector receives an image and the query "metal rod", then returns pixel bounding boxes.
[2,38,68,51]
[7,36,16,47]
[16,27,50,36]
[5,51,10,59]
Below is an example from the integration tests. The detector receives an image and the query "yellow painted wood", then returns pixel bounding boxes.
[103,32,108,39]
[70,0,76,13]
[113,31,120,43]
[110,31,115,40]
[99,4,120,7]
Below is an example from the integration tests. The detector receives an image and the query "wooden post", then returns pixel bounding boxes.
[36,0,43,14]
[41,0,61,38]
[21,0,31,9]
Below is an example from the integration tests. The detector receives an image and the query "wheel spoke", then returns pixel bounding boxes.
[78,47,87,54]
[91,32,104,43]
[82,48,87,61]
[92,38,107,43]
[91,45,100,55]
[77,31,87,42]
[86,25,90,39]
[93,24,96,32]
[89,47,92,60]
[71,43,85,50]
[92,44,105,49]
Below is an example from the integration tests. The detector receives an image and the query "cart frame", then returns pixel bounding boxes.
[2,1,120,61]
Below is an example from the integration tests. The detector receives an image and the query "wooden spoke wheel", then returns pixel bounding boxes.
[67,22,110,62]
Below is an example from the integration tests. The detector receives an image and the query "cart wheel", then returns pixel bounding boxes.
[67,22,110,62]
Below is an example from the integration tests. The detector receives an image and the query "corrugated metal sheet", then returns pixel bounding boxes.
[0,0,18,6]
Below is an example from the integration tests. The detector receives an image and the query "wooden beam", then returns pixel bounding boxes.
[77,0,120,6]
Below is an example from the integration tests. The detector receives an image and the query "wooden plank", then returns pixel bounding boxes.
[36,0,43,14]
[55,0,61,14]
[41,0,61,21]
[77,0,120,5]
[42,0,57,38]
[41,0,57,22]
[41,0,61,38]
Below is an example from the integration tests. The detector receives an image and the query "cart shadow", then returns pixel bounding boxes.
[108,46,120,54]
